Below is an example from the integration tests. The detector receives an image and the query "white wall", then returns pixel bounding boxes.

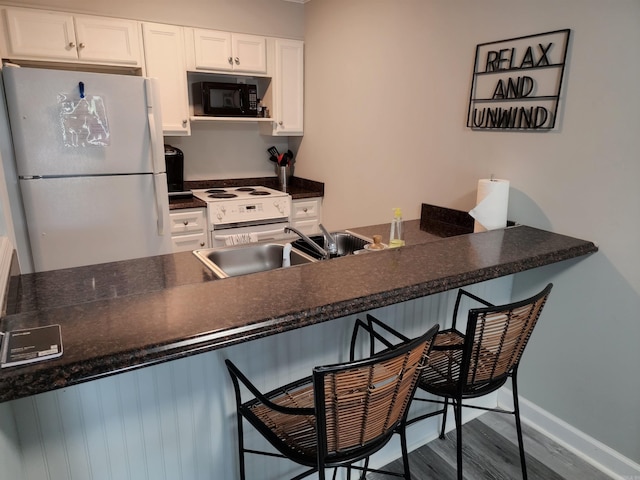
[299,0,640,465]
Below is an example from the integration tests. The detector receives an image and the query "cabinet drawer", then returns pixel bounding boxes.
[291,199,320,220]
[170,232,207,252]
[170,208,206,234]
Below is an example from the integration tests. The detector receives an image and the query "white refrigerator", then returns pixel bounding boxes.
[2,65,172,272]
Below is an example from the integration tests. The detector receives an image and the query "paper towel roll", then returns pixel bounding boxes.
[469,178,510,232]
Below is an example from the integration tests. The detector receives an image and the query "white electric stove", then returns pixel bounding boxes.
[192,186,292,247]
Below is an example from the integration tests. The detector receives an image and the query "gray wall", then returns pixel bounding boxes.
[299,0,640,463]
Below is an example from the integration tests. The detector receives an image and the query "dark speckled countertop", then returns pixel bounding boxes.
[0,222,597,403]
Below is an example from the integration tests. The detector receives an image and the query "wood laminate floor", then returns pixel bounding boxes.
[367,412,611,480]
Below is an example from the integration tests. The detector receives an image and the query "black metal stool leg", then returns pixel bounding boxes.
[359,458,370,480]
[454,399,463,480]
[439,397,449,439]
[512,371,528,480]
[236,413,246,480]
[400,424,411,480]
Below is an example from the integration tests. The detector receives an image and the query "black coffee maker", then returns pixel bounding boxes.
[164,144,185,193]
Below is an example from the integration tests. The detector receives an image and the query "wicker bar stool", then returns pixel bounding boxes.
[396,282,553,480]
[225,322,439,480]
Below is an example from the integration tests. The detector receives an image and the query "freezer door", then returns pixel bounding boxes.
[3,66,158,177]
[20,175,172,272]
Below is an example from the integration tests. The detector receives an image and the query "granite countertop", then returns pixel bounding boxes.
[0,223,597,403]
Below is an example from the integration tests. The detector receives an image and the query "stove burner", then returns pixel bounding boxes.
[205,189,227,194]
[235,187,256,192]
[208,193,237,199]
[250,190,270,196]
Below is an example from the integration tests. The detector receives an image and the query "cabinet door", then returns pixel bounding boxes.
[192,28,233,71]
[273,39,304,135]
[231,33,266,73]
[4,8,78,61]
[74,15,141,65]
[143,22,190,136]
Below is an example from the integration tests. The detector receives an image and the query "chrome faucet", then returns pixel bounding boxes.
[284,226,329,260]
[319,224,337,256]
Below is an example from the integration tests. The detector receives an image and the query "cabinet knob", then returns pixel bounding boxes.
[182,119,188,127]
[228,56,233,65]
[234,57,240,65]
[302,208,308,213]
[78,43,86,49]
[278,121,284,126]
[68,42,76,48]
[183,220,189,225]
[200,242,205,247]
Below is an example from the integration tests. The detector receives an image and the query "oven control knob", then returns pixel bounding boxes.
[274,201,285,215]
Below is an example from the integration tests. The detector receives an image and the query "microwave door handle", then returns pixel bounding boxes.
[238,89,244,112]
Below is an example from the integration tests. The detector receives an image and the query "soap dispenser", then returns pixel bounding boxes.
[389,208,405,248]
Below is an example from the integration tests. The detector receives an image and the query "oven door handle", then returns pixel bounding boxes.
[213,227,286,242]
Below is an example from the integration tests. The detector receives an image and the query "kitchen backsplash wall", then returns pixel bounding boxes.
[165,123,290,180]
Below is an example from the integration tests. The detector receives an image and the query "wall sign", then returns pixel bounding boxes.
[467,29,571,131]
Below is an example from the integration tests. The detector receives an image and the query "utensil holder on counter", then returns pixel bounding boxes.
[276,165,293,190]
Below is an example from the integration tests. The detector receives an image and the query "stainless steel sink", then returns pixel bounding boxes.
[193,241,317,279]
[291,231,369,260]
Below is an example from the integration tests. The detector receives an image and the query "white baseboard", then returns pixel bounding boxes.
[498,388,640,480]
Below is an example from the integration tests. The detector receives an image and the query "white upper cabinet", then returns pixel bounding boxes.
[2,7,142,66]
[231,33,266,73]
[142,22,190,136]
[261,38,304,136]
[73,15,141,65]
[187,28,266,74]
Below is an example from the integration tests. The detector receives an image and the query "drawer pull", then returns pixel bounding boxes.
[183,221,189,225]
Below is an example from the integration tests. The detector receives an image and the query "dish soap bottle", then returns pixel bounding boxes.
[389,208,405,248]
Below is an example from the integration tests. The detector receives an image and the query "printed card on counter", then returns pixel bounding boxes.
[0,324,63,368]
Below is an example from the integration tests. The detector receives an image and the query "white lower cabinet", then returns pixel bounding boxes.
[170,208,208,252]
[290,197,322,235]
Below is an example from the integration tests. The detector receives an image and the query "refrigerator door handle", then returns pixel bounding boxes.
[146,77,167,236]
[145,78,165,175]
[153,174,166,235]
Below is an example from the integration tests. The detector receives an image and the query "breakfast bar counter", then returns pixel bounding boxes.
[0,223,597,403]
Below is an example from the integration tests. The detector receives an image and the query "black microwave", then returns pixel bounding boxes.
[192,82,258,117]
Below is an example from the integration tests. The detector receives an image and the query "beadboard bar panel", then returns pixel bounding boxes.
[10,278,512,480]
[0,400,23,479]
